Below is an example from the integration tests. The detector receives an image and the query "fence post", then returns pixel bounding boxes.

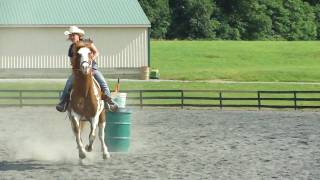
[139,90,143,109]
[19,90,23,107]
[257,91,261,110]
[181,90,184,109]
[293,91,297,110]
[219,92,223,110]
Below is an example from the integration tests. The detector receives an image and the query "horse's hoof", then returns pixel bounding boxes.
[103,153,110,160]
[79,153,86,159]
[85,145,92,152]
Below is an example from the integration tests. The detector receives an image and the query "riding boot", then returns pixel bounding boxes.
[56,94,70,112]
[102,95,118,112]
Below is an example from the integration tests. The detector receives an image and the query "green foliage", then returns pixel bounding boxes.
[282,0,317,40]
[138,0,320,40]
[138,0,170,39]
[2,81,320,92]
[303,0,320,5]
[188,0,216,39]
[313,4,320,39]
[167,0,191,39]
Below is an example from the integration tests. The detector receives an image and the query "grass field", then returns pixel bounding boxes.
[1,81,320,91]
[1,41,320,107]
[151,41,320,82]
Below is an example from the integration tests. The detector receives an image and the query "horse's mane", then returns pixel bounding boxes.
[71,39,94,69]
[75,39,93,50]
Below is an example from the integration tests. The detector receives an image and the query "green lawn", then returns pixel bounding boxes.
[1,41,320,107]
[1,40,320,91]
[151,41,320,82]
[1,81,320,91]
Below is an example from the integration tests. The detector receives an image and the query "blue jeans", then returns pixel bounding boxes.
[60,70,111,101]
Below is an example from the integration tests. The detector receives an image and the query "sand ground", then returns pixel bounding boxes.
[0,107,320,180]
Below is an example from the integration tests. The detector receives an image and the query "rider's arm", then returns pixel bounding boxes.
[90,43,99,60]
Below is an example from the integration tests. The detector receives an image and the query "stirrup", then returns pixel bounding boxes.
[56,96,69,112]
[101,94,118,112]
[56,105,66,112]
[107,103,118,112]
[56,101,68,112]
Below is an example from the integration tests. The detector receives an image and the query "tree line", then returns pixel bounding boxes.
[138,0,320,40]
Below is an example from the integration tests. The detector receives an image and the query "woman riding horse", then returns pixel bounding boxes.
[56,26,118,112]
[68,40,110,159]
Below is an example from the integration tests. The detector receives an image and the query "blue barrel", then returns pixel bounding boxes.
[105,108,132,152]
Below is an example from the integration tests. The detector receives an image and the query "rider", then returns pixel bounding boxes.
[56,26,118,112]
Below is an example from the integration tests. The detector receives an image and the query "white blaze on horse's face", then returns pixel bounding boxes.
[77,47,91,75]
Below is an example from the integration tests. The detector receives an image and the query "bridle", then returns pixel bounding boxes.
[72,48,93,74]
[71,50,94,98]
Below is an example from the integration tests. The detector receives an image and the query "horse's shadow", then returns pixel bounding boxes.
[0,159,93,171]
[0,160,47,171]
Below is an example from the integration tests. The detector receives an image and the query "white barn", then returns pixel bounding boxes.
[0,0,151,78]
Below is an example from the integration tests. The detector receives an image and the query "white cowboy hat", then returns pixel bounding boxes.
[64,26,85,36]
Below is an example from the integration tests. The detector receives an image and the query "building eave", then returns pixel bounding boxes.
[0,24,151,28]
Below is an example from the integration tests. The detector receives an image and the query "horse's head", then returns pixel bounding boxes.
[77,46,91,75]
[72,40,93,75]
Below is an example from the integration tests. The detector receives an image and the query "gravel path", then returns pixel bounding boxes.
[0,107,320,179]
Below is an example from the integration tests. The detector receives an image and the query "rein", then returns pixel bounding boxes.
[72,58,94,99]
[72,67,94,73]
[72,56,93,71]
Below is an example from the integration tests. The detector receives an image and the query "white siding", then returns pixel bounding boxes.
[0,27,148,69]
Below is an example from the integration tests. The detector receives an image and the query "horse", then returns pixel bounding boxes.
[67,40,110,160]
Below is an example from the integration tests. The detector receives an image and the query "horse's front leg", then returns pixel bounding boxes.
[85,117,99,152]
[99,110,110,159]
[70,115,86,159]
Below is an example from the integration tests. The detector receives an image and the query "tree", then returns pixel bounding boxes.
[188,0,216,39]
[167,0,216,39]
[312,4,320,39]
[138,0,170,39]
[263,0,316,40]
[140,0,318,40]
[282,0,316,40]
[303,0,320,5]
[167,0,190,39]
[215,0,273,40]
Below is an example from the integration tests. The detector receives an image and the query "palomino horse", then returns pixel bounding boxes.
[67,40,110,159]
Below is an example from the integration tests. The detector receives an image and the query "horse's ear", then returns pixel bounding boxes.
[87,38,93,43]
[83,38,93,44]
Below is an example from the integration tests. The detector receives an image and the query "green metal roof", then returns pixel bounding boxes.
[0,0,150,27]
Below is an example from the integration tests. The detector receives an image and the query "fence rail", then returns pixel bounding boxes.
[1,90,320,110]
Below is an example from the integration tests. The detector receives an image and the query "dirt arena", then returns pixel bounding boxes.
[0,107,320,180]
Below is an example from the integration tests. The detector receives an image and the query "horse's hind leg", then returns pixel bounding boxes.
[98,111,110,159]
[70,117,86,159]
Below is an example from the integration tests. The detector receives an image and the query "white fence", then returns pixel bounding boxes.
[0,34,148,69]
[0,56,70,69]
[0,54,147,69]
